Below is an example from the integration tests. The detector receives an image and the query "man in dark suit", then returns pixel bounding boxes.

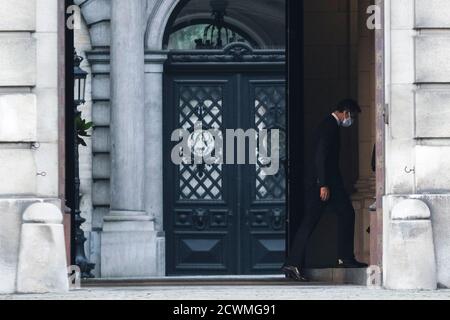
[282,99,368,282]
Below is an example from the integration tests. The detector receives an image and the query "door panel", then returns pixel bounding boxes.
[165,76,237,275]
[164,72,286,275]
[241,77,287,274]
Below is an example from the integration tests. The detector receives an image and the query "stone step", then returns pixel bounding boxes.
[304,268,368,285]
[82,269,368,287]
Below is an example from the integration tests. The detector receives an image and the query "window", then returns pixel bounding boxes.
[168,24,252,50]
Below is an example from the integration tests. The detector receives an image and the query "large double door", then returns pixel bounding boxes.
[164,53,286,275]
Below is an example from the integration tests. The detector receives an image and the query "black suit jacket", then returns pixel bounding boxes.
[306,115,342,188]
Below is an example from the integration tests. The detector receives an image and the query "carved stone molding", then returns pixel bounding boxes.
[168,42,285,65]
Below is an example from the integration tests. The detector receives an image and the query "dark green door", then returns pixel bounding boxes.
[240,76,287,274]
[163,47,286,275]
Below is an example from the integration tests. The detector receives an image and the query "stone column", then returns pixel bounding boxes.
[144,52,168,276]
[110,0,145,211]
[101,0,155,278]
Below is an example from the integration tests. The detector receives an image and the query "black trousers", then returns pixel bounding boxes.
[285,180,356,268]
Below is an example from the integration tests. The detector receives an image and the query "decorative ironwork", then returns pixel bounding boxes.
[246,209,285,231]
[192,209,209,230]
[271,209,284,230]
[178,84,224,200]
[175,209,230,229]
[169,43,286,65]
[72,51,95,278]
[193,0,243,49]
[255,86,286,132]
[224,42,252,60]
[179,85,223,130]
[180,164,223,200]
[254,85,286,201]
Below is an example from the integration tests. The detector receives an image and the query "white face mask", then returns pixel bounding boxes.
[341,114,353,128]
[341,116,353,127]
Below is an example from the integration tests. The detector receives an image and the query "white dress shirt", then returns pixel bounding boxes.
[331,113,341,126]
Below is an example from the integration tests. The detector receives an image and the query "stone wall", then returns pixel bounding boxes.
[74,3,110,275]
[384,0,450,288]
[0,0,62,293]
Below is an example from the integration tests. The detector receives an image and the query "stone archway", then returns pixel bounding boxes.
[145,0,181,50]
[158,0,287,275]
[77,0,182,49]
[78,0,286,278]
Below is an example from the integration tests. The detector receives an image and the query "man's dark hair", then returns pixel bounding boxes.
[335,99,361,113]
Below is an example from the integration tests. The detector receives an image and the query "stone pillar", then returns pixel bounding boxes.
[101,0,155,278]
[144,52,168,276]
[110,0,145,212]
[16,203,69,293]
[384,199,436,290]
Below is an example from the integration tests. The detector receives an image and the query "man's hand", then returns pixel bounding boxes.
[320,187,330,202]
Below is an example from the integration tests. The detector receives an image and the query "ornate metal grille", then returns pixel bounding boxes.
[178,85,224,200]
[179,85,223,130]
[254,85,286,201]
[179,164,223,200]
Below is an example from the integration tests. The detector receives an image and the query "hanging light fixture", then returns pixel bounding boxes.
[73,51,88,106]
[195,0,242,49]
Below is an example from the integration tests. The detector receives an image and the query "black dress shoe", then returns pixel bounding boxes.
[281,264,309,282]
[336,258,368,268]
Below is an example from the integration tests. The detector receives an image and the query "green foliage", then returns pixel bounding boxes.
[75,113,93,147]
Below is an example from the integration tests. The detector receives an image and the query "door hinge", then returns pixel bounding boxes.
[383,103,389,125]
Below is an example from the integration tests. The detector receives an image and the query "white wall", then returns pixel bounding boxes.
[0,0,61,293]
[384,0,450,288]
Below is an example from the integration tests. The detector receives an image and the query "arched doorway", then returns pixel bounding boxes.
[162,0,287,275]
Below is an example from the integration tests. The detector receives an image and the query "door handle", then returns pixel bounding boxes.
[228,211,233,226]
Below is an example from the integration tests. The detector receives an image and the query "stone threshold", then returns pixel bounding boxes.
[82,269,368,287]
[304,268,368,285]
